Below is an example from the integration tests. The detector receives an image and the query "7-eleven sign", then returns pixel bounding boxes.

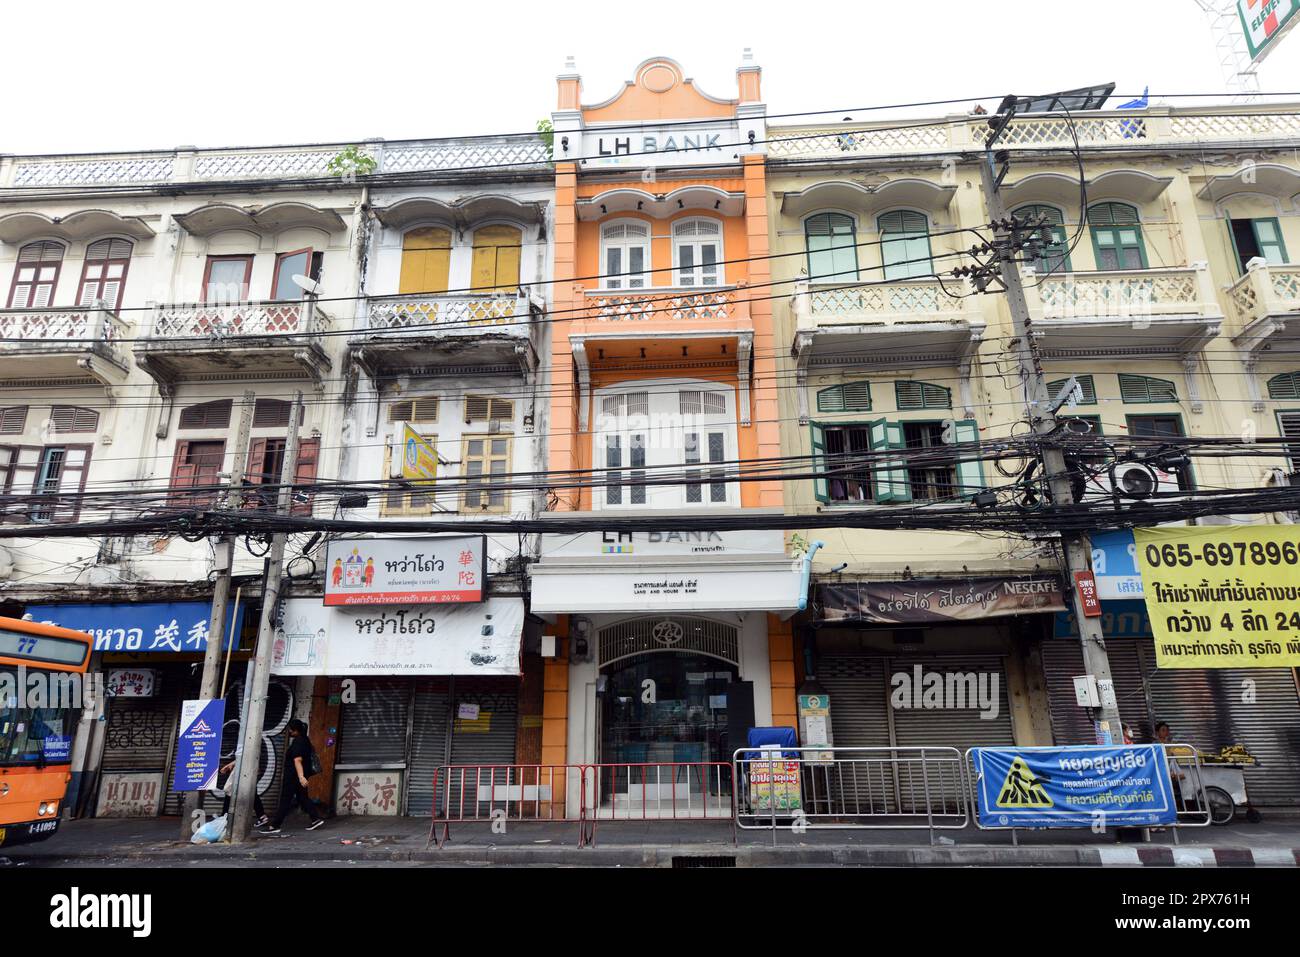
[1239,0,1300,61]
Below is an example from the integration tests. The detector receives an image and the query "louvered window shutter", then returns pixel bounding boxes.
[0,407,28,435]
[869,419,911,502]
[952,419,986,499]
[810,425,829,502]
[1267,373,1300,401]
[1119,374,1177,404]
[291,438,320,516]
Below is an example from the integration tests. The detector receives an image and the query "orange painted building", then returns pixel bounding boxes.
[530,56,799,800]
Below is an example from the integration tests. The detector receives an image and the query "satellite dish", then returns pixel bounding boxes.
[291,274,320,296]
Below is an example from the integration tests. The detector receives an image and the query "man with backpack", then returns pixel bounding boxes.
[258,718,326,834]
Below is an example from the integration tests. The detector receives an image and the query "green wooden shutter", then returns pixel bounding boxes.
[810,424,829,502]
[1253,218,1288,265]
[818,381,871,413]
[952,419,985,499]
[869,419,911,503]
[1267,372,1300,401]
[896,380,951,411]
[1118,373,1177,404]
[1046,375,1096,405]
[817,386,844,413]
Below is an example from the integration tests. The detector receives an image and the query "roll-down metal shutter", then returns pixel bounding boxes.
[816,655,894,813]
[337,678,410,767]
[99,665,188,816]
[1041,640,1148,743]
[1041,639,1300,806]
[406,679,450,816]
[446,678,518,816]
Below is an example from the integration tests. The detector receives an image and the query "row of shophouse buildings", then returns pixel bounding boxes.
[3,54,1300,819]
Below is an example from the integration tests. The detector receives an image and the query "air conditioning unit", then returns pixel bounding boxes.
[1081,461,1180,501]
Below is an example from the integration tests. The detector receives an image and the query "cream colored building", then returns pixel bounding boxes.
[765,103,1300,802]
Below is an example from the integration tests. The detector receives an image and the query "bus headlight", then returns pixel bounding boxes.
[38,803,49,815]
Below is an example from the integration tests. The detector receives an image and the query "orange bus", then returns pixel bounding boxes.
[0,615,93,848]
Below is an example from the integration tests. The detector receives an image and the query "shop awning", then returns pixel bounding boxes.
[273,597,523,677]
[815,576,1065,625]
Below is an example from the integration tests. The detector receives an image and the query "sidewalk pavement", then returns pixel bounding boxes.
[4,813,1300,867]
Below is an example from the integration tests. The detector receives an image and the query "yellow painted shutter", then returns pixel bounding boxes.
[399,227,451,295]
[470,225,521,293]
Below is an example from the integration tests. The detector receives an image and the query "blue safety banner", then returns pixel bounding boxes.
[971,745,1177,827]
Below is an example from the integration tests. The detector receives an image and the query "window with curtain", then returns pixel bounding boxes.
[398,227,452,295]
[1089,202,1147,270]
[203,256,252,304]
[8,241,65,309]
[805,213,859,283]
[1011,204,1071,275]
[601,221,651,290]
[878,210,932,280]
[470,225,522,293]
[673,218,722,287]
[77,238,132,310]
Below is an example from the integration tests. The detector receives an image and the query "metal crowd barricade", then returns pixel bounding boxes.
[734,746,969,844]
[427,764,588,849]
[963,743,1214,842]
[584,762,737,846]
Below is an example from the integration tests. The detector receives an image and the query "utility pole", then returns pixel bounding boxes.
[180,390,255,839]
[230,390,304,843]
[977,107,1125,742]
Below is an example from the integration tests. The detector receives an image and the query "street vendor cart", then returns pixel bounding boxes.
[1173,746,1258,825]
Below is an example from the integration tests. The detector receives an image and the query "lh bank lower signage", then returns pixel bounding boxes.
[325,536,486,606]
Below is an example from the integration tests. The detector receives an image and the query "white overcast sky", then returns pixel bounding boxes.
[7,0,1300,155]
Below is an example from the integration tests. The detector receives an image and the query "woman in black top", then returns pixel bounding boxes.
[258,718,325,833]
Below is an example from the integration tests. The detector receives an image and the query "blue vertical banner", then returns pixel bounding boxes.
[971,745,1177,827]
[174,698,225,792]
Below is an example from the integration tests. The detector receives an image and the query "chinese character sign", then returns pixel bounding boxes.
[24,602,244,653]
[324,536,486,606]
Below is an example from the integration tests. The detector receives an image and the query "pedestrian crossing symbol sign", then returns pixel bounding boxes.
[995,756,1053,808]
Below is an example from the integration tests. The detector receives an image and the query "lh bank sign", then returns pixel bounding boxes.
[579,124,743,169]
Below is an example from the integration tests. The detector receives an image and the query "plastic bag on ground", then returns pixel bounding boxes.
[191,814,228,845]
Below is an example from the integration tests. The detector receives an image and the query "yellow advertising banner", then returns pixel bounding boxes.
[393,423,438,486]
[1134,525,1300,669]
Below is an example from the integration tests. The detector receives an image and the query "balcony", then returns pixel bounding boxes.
[0,307,130,387]
[1024,265,1222,360]
[349,292,541,379]
[790,277,985,422]
[1227,260,1300,410]
[134,299,331,387]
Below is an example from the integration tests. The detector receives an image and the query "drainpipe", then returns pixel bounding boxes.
[796,540,825,612]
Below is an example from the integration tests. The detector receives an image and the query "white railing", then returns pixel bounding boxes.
[802,279,967,320]
[766,106,1300,161]
[1034,266,1212,320]
[0,307,127,365]
[581,287,748,323]
[147,300,329,340]
[363,293,532,332]
[5,136,550,189]
[1227,261,1300,327]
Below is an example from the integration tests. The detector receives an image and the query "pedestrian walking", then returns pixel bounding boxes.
[258,719,325,834]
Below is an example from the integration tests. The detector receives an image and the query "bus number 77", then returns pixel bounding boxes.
[16,637,37,654]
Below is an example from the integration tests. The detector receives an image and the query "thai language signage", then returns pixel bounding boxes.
[748,758,803,813]
[1134,525,1300,668]
[817,576,1065,625]
[273,597,523,676]
[971,745,1177,827]
[173,698,225,792]
[1090,529,1144,600]
[390,422,438,485]
[324,536,485,606]
[24,602,244,653]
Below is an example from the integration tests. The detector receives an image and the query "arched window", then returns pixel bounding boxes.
[673,218,723,287]
[77,238,132,310]
[50,406,99,433]
[399,226,452,295]
[601,221,650,290]
[1267,372,1300,401]
[470,224,522,293]
[1089,202,1147,270]
[8,241,65,308]
[877,210,931,280]
[805,213,858,282]
[1011,204,1070,275]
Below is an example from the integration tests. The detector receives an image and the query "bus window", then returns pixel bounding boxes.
[0,670,70,763]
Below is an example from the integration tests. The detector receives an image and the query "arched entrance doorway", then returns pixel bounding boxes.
[596,617,740,803]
